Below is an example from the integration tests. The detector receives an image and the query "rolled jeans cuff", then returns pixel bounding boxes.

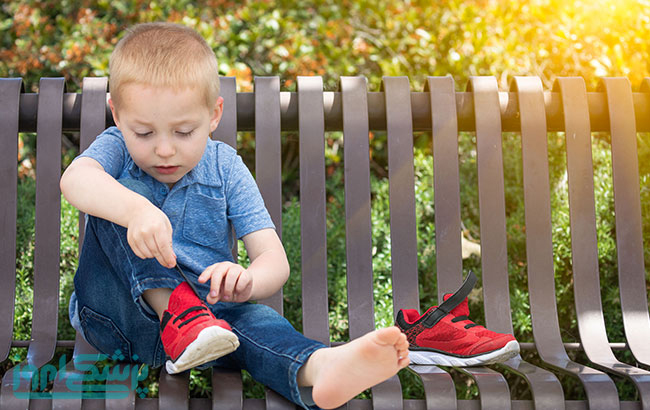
[289,344,327,410]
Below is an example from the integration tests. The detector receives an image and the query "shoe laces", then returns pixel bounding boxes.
[450,315,480,329]
[173,305,210,329]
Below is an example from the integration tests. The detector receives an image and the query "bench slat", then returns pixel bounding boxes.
[211,368,243,410]
[213,77,238,148]
[31,77,65,359]
[254,76,284,316]
[383,76,419,314]
[470,76,512,334]
[297,76,330,345]
[341,76,375,340]
[77,77,110,245]
[0,78,21,362]
[104,363,136,409]
[427,76,463,302]
[558,76,614,361]
[253,76,294,410]
[158,368,189,409]
[602,77,650,367]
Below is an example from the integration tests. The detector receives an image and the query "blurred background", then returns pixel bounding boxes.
[1,0,649,402]
[2,0,650,91]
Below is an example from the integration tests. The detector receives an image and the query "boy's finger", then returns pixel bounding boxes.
[143,236,159,259]
[222,268,242,301]
[197,264,213,283]
[128,236,148,260]
[207,267,228,303]
[155,254,170,269]
[233,272,252,301]
[199,262,225,283]
[197,264,216,283]
[234,271,250,294]
[155,232,176,268]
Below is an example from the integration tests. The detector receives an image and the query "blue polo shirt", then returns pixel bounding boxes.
[77,126,275,277]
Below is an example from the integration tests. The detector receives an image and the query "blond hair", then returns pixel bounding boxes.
[109,22,220,109]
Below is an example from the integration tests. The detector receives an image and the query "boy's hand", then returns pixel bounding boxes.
[198,262,253,304]
[126,204,176,269]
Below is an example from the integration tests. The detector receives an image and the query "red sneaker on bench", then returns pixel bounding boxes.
[160,282,240,374]
[395,272,519,366]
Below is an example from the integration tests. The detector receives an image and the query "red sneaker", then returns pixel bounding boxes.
[161,282,240,374]
[395,272,519,366]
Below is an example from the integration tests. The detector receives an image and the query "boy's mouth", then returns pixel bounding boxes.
[155,165,180,175]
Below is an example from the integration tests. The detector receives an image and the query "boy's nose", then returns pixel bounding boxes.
[155,138,176,158]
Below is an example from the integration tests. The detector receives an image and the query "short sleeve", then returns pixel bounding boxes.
[224,153,275,238]
[75,127,128,178]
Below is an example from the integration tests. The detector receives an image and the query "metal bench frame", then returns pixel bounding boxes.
[0,75,649,409]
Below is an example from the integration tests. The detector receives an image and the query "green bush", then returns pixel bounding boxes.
[2,0,649,92]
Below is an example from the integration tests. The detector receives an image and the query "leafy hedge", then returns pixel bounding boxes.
[2,0,650,92]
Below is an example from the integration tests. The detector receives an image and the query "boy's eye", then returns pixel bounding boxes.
[177,130,194,137]
[135,131,152,137]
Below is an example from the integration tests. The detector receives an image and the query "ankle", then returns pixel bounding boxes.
[142,288,173,320]
[298,347,327,387]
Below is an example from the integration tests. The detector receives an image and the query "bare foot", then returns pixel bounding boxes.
[300,327,410,409]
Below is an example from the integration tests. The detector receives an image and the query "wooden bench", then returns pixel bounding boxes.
[0,75,649,409]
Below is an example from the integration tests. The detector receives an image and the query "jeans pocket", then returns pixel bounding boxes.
[79,306,133,360]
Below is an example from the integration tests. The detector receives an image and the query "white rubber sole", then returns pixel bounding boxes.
[408,340,520,367]
[166,326,240,374]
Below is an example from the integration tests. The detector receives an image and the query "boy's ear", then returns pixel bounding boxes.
[108,98,121,127]
[209,96,224,132]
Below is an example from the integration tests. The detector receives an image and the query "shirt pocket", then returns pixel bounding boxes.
[182,192,227,247]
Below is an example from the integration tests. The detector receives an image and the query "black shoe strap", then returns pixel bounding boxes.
[422,271,477,328]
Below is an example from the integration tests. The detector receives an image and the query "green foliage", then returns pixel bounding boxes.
[2,0,649,92]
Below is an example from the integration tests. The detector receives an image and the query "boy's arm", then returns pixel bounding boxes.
[241,227,290,300]
[60,157,177,268]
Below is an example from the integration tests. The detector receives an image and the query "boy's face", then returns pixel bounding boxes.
[109,83,223,188]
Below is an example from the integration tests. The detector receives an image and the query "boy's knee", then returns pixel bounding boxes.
[117,178,154,202]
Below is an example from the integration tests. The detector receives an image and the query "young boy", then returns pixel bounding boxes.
[60,22,409,409]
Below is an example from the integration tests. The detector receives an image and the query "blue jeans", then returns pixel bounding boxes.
[69,179,325,409]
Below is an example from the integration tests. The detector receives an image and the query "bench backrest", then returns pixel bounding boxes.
[0,75,648,409]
